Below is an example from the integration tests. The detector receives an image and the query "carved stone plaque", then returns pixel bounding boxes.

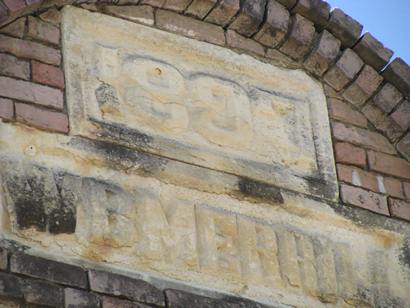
[62,6,338,200]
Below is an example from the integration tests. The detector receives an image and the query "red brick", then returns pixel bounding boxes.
[397,132,410,160]
[0,97,14,120]
[353,32,393,72]
[328,98,367,128]
[0,53,30,80]
[382,57,410,95]
[391,100,410,131]
[205,0,240,27]
[39,8,61,26]
[304,30,341,77]
[342,65,383,106]
[340,184,389,215]
[3,0,26,12]
[373,83,403,114]
[324,49,364,91]
[32,61,64,89]
[337,164,378,192]
[15,103,68,133]
[334,142,366,167]
[389,198,410,221]
[404,182,410,200]
[0,34,61,66]
[156,10,225,46]
[276,0,297,9]
[382,177,404,199]
[228,0,265,37]
[162,0,192,12]
[0,17,25,38]
[291,0,330,27]
[361,103,403,142]
[279,14,315,61]
[27,16,60,46]
[254,0,289,48]
[226,30,265,56]
[368,151,410,180]
[185,0,217,19]
[0,76,63,110]
[103,5,154,26]
[326,8,363,48]
[332,122,396,155]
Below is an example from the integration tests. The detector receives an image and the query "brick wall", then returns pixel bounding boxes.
[0,0,408,222]
[0,242,267,307]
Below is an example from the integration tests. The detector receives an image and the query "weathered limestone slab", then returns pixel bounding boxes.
[62,6,338,201]
[0,124,409,307]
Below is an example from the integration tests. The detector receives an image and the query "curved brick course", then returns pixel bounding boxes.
[0,1,409,223]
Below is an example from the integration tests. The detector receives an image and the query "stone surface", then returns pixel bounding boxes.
[353,32,393,72]
[342,65,383,106]
[23,279,64,307]
[332,122,396,155]
[382,58,410,95]
[328,98,368,128]
[89,270,165,306]
[62,6,337,200]
[279,14,315,61]
[205,0,240,27]
[0,53,29,80]
[0,34,61,66]
[11,253,88,288]
[397,133,410,160]
[27,16,60,45]
[156,9,225,46]
[389,198,410,221]
[404,182,410,199]
[185,0,217,19]
[304,30,341,77]
[324,48,364,91]
[32,61,65,89]
[165,289,267,307]
[0,137,409,306]
[103,5,154,25]
[326,8,363,48]
[391,100,410,131]
[0,76,63,110]
[368,151,410,179]
[373,83,403,114]
[226,29,265,56]
[0,272,23,299]
[102,296,150,308]
[0,97,14,120]
[340,184,389,215]
[229,0,266,37]
[291,0,330,28]
[0,248,7,271]
[254,0,289,48]
[15,102,69,133]
[65,288,101,308]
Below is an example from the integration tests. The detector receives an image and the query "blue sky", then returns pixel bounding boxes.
[326,0,410,65]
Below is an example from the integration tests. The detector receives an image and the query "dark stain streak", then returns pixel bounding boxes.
[238,177,283,205]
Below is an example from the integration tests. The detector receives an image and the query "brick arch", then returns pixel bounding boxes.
[0,0,409,220]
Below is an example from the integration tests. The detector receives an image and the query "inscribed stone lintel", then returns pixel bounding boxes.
[62,6,338,200]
